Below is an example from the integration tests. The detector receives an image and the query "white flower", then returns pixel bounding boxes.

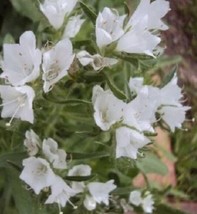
[159,75,183,106]
[142,193,154,213]
[86,180,116,207]
[96,7,126,49]
[126,0,170,31]
[129,190,142,206]
[20,157,55,195]
[68,164,91,193]
[116,127,150,159]
[159,106,190,132]
[129,190,154,213]
[42,138,67,169]
[0,85,35,125]
[77,50,118,71]
[40,0,78,30]
[116,18,161,56]
[157,75,190,132]
[42,39,74,93]
[24,129,41,156]
[124,86,159,132]
[83,195,97,211]
[63,15,85,38]
[45,175,77,207]
[92,85,126,131]
[1,31,41,86]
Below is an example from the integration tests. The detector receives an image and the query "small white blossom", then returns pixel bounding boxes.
[96,7,126,49]
[83,195,97,211]
[63,15,85,38]
[85,180,116,210]
[92,85,126,131]
[42,138,67,169]
[0,85,35,125]
[24,129,41,156]
[77,50,118,71]
[129,190,142,206]
[20,157,55,195]
[159,106,190,132]
[158,75,190,132]
[45,175,77,207]
[42,39,74,93]
[1,31,41,86]
[68,164,91,193]
[142,193,154,213]
[40,0,78,30]
[116,127,150,159]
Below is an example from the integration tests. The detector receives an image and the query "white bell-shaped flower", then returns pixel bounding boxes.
[92,85,126,131]
[96,7,126,49]
[77,50,118,71]
[24,129,41,156]
[86,180,116,207]
[42,138,67,169]
[116,17,161,56]
[42,39,74,93]
[126,0,170,31]
[159,106,190,132]
[129,190,142,206]
[20,157,56,194]
[142,193,154,213]
[45,175,77,208]
[68,164,92,193]
[0,85,35,125]
[40,0,78,30]
[63,15,85,38]
[115,127,150,159]
[1,31,42,86]
[158,75,190,132]
[83,195,97,211]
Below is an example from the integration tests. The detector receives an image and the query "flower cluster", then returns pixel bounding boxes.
[20,129,116,210]
[0,0,191,213]
[92,75,190,159]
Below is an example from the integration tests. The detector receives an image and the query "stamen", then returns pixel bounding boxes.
[6,104,21,126]
[67,198,78,209]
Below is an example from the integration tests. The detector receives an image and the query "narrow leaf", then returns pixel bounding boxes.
[80,1,97,24]
[65,174,96,181]
[102,71,127,100]
[67,152,109,160]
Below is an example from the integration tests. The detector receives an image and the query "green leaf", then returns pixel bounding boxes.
[113,186,133,195]
[65,174,96,181]
[42,93,92,105]
[136,153,168,175]
[102,71,127,100]
[0,152,26,168]
[7,168,47,214]
[160,66,178,88]
[10,0,42,22]
[80,1,97,24]
[67,152,109,160]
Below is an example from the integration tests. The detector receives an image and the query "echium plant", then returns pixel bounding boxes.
[0,0,191,214]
